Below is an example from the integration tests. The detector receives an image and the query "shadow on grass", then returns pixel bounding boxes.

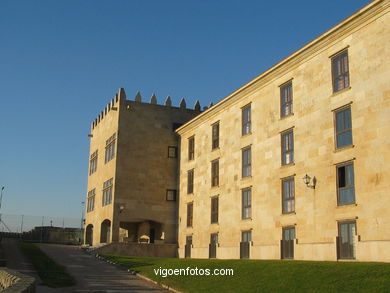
[19,242,75,288]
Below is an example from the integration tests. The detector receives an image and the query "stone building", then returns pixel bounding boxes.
[84,89,200,245]
[177,0,390,261]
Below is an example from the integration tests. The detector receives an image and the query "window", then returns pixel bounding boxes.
[211,196,219,224]
[105,133,116,163]
[282,227,295,259]
[166,189,176,201]
[187,202,193,227]
[282,177,295,214]
[187,169,194,194]
[211,233,218,244]
[240,230,251,259]
[335,106,352,149]
[210,233,218,259]
[280,82,293,117]
[102,178,113,206]
[332,50,350,92]
[242,188,252,219]
[185,235,192,258]
[87,189,95,212]
[242,147,251,178]
[281,130,294,165]
[337,162,355,205]
[211,160,219,187]
[89,150,98,175]
[242,104,251,135]
[337,221,356,259]
[188,136,195,160]
[168,146,178,158]
[242,230,251,242]
[212,122,220,149]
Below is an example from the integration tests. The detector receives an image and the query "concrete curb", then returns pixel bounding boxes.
[136,273,182,293]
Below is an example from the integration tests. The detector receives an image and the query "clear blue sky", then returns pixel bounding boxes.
[0,0,371,220]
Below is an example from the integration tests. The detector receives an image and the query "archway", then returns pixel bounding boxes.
[85,224,93,246]
[100,219,111,243]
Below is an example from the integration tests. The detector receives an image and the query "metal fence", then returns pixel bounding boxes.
[0,213,83,244]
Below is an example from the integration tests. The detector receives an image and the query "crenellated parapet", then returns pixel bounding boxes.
[91,88,211,131]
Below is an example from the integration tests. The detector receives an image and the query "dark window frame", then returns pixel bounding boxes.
[334,106,353,149]
[89,150,98,175]
[336,162,355,206]
[210,233,218,244]
[281,226,295,259]
[337,220,357,259]
[187,169,194,194]
[332,50,350,93]
[105,133,116,164]
[187,202,193,228]
[242,230,252,243]
[212,122,220,150]
[281,129,294,166]
[242,104,251,136]
[211,159,219,187]
[282,177,295,214]
[242,188,252,220]
[166,189,177,201]
[168,146,178,158]
[102,178,113,206]
[211,196,219,224]
[188,136,195,160]
[87,188,96,212]
[280,81,293,118]
[242,146,252,178]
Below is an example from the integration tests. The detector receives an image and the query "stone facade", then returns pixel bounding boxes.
[177,0,390,261]
[84,89,200,245]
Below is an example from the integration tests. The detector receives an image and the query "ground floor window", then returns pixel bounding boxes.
[281,226,295,259]
[240,230,251,259]
[337,221,356,259]
[185,235,192,258]
[209,233,218,259]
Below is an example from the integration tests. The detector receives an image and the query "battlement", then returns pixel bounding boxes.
[91,88,213,130]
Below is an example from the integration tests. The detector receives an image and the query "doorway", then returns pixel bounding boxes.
[281,227,295,259]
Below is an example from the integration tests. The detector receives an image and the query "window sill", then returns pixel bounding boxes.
[241,176,252,181]
[331,86,351,97]
[337,202,357,207]
[280,113,294,120]
[211,222,219,225]
[241,218,252,221]
[334,144,354,153]
[211,185,220,189]
[241,132,252,138]
[281,163,295,169]
[281,212,296,216]
[211,147,220,152]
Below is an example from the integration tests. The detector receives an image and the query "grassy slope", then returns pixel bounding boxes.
[103,255,390,293]
[19,242,75,288]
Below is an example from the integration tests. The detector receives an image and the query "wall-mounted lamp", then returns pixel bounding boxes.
[303,174,317,189]
[119,204,125,213]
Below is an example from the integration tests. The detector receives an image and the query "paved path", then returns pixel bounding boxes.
[1,238,41,281]
[37,244,169,293]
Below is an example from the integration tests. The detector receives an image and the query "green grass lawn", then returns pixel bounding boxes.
[19,242,75,288]
[103,254,390,293]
